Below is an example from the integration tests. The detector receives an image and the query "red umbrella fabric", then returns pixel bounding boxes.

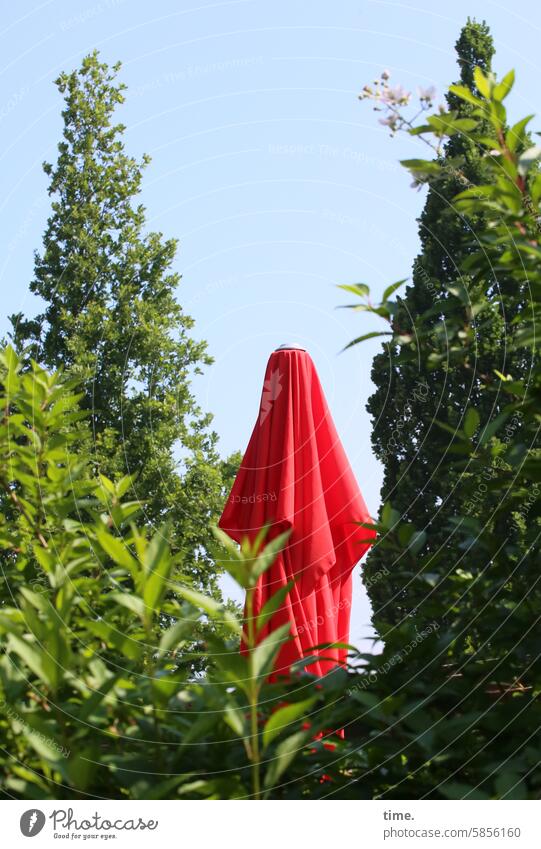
[219,346,375,677]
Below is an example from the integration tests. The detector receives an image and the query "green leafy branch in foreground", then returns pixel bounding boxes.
[0,347,347,799]
[337,61,541,798]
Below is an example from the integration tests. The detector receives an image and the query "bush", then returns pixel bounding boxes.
[340,65,541,799]
[2,60,540,802]
[0,348,355,798]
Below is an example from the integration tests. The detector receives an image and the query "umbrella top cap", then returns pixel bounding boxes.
[274,343,307,351]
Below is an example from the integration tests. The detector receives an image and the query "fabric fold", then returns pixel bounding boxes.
[219,348,375,676]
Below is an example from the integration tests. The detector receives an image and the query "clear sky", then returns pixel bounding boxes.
[2,0,539,651]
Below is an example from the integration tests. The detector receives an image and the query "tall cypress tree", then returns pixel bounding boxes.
[363,20,522,632]
[10,52,237,595]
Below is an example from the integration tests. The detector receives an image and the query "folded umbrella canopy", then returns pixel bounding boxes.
[219,345,375,677]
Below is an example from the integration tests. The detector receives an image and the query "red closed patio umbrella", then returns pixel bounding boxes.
[219,345,375,678]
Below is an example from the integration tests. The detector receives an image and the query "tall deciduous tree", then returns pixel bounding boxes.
[362,20,522,632]
[11,52,238,596]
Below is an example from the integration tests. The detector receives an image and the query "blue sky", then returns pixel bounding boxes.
[2,0,539,650]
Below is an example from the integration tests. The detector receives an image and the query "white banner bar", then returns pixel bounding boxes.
[2,799,539,848]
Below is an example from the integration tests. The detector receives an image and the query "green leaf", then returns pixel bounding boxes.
[95,528,139,578]
[176,585,241,634]
[507,115,534,152]
[256,582,294,633]
[5,632,58,690]
[182,712,221,745]
[450,118,478,132]
[108,592,146,621]
[382,279,407,302]
[454,185,495,205]
[423,114,478,137]
[223,704,248,737]
[262,698,316,750]
[210,646,250,691]
[211,525,243,561]
[463,408,480,438]
[158,614,198,656]
[400,158,441,173]
[115,474,136,498]
[473,66,491,98]
[98,475,116,495]
[3,345,21,395]
[337,304,369,312]
[77,674,119,722]
[87,620,142,661]
[478,411,511,446]
[251,529,292,584]
[32,546,55,575]
[495,772,527,800]
[341,331,392,352]
[381,501,400,530]
[407,530,427,555]
[142,527,174,614]
[151,673,184,705]
[251,623,291,679]
[21,724,66,764]
[263,730,311,794]
[408,123,433,136]
[428,115,478,136]
[440,781,490,800]
[337,282,370,298]
[448,84,483,107]
[19,586,52,614]
[493,69,514,102]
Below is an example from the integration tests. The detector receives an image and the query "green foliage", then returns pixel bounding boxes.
[0,350,352,798]
[342,54,541,798]
[355,20,532,636]
[9,51,238,598]
[3,27,541,803]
